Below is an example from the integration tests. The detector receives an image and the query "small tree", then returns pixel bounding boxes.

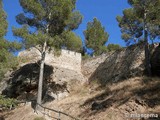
[117,0,160,76]
[13,0,82,109]
[84,18,109,56]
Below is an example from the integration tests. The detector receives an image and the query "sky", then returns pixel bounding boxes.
[3,0,131,47]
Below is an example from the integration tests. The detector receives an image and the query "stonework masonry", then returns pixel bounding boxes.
[18,47,82,72]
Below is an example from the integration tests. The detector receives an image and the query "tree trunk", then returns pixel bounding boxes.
[36,13,51,110]
[36,41,47,110]
[144,11,151,76]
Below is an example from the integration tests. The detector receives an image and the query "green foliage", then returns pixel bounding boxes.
[0,95,18,109]
[34,117,45,120]
[116,8,143,45]
[107,44,121,52]
[117,0,160,45]
[117,0,160,76]
[99,46,108,54]
[13,0,83,106]
[13,0,83,51]
[66,11,83,30]
[0,0,7,38]
[61,31,82,52]
[82,54,91,60]
[47,31,82,52]
[0,39,22,53]
[0,0,21,81]
[12,25,51,49]
[0,49,19,81]
[84,18,109,56]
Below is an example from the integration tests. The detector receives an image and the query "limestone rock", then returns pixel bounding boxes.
[82,43,145,84]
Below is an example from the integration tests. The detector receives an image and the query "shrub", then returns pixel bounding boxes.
[0,95,18,110]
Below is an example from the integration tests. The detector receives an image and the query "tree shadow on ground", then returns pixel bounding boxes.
[133,78,160,108]
[78,77,160,119]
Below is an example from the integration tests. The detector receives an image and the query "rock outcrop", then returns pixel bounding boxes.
[83,43,145,84]
[82,43,160,85]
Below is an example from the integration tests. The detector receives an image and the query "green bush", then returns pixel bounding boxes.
[0,50,19,81]
[0,95,18,110]
[82,54,91,60]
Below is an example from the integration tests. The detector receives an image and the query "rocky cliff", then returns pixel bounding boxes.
[82,43,160,85]
[83,44,144,84]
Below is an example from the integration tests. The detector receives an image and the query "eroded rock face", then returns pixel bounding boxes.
[82,43,146,84]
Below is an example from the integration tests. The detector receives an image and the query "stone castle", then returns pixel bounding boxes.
[18,47,82,72]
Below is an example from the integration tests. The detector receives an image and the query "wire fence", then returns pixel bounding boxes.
[36,103,79,120]
[16,100,79,120]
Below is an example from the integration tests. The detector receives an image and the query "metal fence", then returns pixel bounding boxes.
[16,101,79,120]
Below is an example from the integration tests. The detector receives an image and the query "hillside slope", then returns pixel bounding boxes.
[1,43,160,120]
[2,77,160,120]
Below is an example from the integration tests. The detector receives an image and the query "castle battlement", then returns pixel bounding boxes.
[61,49,81,56]
[18,47,82,72]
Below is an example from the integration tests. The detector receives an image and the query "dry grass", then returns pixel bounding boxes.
[2,77,160,120]
[73,77,160,120]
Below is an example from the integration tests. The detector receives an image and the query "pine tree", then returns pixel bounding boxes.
[61,31,82,52]
[13,0,83,108]
[0,0,7,38]
[0,0,21,81]
[117,0,160,76]
[84,18,109,56]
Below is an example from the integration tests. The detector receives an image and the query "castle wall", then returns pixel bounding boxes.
[45,49,81,72]
[18,48,82,72]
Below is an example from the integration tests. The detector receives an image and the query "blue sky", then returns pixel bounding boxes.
[3,0,130,47]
